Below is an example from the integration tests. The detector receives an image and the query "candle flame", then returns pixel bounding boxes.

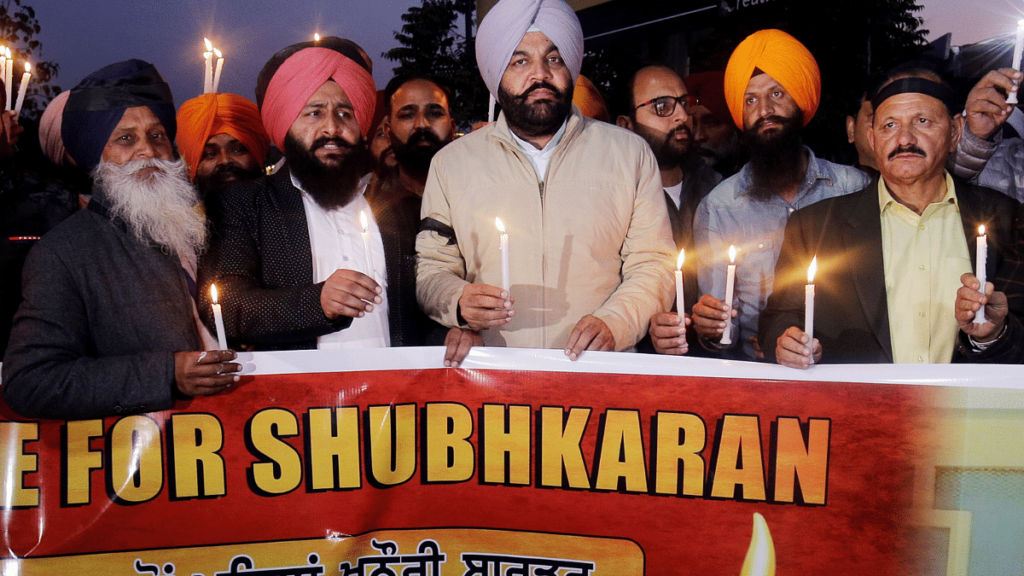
[204,37,214,51]
[23,62,29,73]
[979,224,986,236]
[728,245,738,263]
[5,48,10,59]
[1018,19,1024,28]
[807,256,818,284]
[676,249,686,270]
[204,51,212,59]
[213,48,223,58]
[739,513,776,576]
[495,217,506,233]
[314,33,321,42]
[210,284,219,304]
[360,210,369,232]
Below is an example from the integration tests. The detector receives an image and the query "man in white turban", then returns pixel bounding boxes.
[416,0,676,358]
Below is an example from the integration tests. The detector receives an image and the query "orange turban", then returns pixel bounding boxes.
[572,74,609,122]
[176,93,271,179]
[723,29,820,129]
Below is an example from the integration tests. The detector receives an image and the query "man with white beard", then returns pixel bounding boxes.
[3,60,240,420]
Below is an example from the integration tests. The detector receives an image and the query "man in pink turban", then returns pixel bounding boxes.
[417,0,676,359]
[200,37,477,365]
[689,29,870,362]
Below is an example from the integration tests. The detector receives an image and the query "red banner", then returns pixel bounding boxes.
[2,348,1022,575]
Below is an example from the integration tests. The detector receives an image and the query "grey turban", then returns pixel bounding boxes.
[475,0,584,99]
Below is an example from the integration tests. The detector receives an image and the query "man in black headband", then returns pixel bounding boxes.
[760,64,1024,366]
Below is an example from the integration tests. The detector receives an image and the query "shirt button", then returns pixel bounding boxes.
[917,356,924,362]
[919,311,926,317]
[758,243,764,249]
[919,265,925,270]
[343,255,349,261]
[919,224,926,230]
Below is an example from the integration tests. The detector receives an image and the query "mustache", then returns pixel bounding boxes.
[406,129,443,147]
[310,137,359,152]
[751,115,791,132]
[668,124,692,140]
[888,144,927,160]
[519,81,564,101]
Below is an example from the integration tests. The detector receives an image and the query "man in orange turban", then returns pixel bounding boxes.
[689,29,871,362]
[176,93,270,201]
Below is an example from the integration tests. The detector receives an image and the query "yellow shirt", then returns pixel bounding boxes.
[878,173,971,363]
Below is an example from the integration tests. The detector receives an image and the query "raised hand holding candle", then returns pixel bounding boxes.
[720,245,738,345]
[1010,21,1024,105]
[495,217,510,293]
[805,256,817,354]
[675,249,686,315]
[360,210,375,281]
[975,225,988,324]
[210,284,228,350]
[212,48,224,93]
[13,62,30,116]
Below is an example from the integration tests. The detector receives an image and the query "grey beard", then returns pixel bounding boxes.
[93,157,208,259]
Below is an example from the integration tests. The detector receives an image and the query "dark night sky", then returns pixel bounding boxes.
[29,0,1024,108]
[35,0,424,105]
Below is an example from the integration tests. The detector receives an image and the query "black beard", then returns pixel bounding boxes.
[498,81,572,138]
[284,134,371,210]
[391,129,447,176]
[742,112,805,201]
[195,163,264,200]
[647,124,693,169]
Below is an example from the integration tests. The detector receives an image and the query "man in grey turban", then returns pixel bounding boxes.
[416,0,676,358]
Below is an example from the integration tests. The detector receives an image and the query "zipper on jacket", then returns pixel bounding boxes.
[538,181,545,200]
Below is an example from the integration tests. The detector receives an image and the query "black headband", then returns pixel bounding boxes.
[871,77,959,114]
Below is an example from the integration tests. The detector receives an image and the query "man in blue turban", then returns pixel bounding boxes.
[3,60,240,420]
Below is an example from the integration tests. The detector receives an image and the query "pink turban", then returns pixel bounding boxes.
[39,91,70,166]
[260,47,376,151]
[476,0,584,99]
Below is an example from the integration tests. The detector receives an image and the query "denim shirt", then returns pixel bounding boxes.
[693,148,871,360]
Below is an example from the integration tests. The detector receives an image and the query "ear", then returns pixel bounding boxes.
[949,113,964,153]
[615,115,633,130]
[866,121,875,152]
[845,116,856,144]
[382,118,393,140]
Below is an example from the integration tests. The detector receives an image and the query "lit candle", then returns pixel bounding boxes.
[975,225,988,324]
[203,38,214,94]
[314,32,321,43]
[720,245,738,345]
[13,62,30,116]
[210,284,228,350]
[4,48,12,111]
[360,210,375,281]
[805,256,817,352]
[1010,20,1024,105]
[212,48,224,93]
[495,217,510,293]
[0,47,7,98]
[675,249,686,316]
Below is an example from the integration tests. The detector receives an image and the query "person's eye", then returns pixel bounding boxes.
[746,97,757,105]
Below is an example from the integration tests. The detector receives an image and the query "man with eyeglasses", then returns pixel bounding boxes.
[616,65,722,355]
[688,29,870,361]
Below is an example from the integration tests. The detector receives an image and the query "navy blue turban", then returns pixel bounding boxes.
[62,59,176,172]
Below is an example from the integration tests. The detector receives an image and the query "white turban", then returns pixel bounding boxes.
[475,0,584,99]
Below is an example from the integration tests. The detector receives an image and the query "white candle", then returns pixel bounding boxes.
[212,48,224,93]
[13,62,30,116]
[203,38,214,94]
[975,225,988,324]
[1,48,7,101]
[4,48,12,111]
[360,210,375,281]
[675,249,686,315]
[488,93,496,123]
[210,284,228,350]
[805,256,817,352]
[720,245,738,345]
[1011,20,1024,105]
[495,217,510,293]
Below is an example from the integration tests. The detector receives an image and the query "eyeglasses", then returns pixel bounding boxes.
[635,94,699,117]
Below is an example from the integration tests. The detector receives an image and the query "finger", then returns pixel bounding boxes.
[776,343,811,369]
[463,293,512,311]
[654,335,689,354]
[564,323,589,360]
[585,328,611,351]
[334,270,382,294]
[330,281,383,305]
[699,295,729,312]
[693,304,729,326]
[778,332,812,357]
[325,291,378,315]
[463,306,514,326]
[450,333,475,367]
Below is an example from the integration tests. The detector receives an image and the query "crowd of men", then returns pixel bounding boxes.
[2,0,1023,420]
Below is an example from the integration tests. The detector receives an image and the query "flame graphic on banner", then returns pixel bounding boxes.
[739,513,776,576]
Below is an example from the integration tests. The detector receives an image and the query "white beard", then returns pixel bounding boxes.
[93,157,208,259]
